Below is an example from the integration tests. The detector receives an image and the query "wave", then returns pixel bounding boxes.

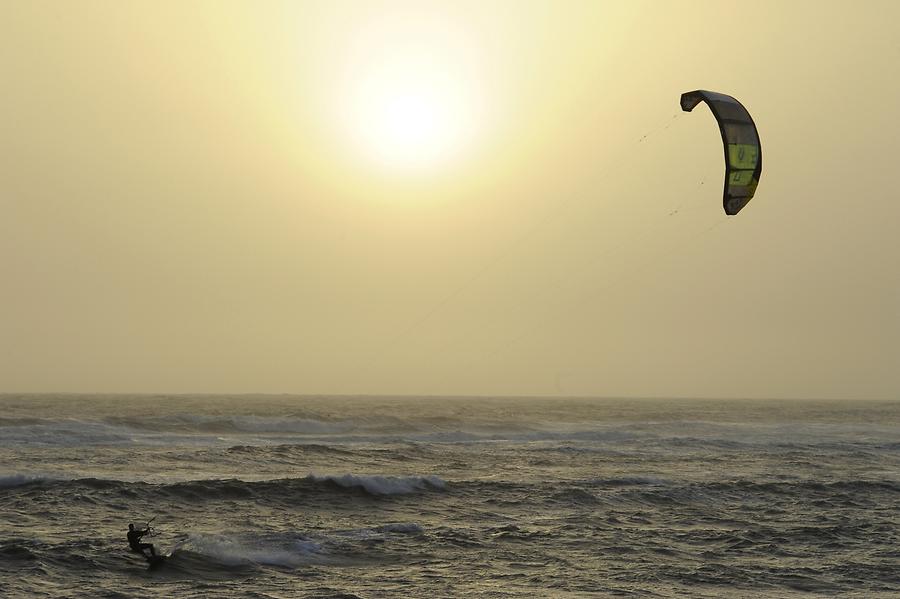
[6,470,896,506]
[0,539,39,562]
[593,478,900,512]
[701,479,900,495]
[309,473,445,495]
[219,443,435,463]
[549,488,600,505]
[157,474,446,504]
[104,414,361,435]
[374,522,423,534]
[586,476,669,487]
[0,415,362,447]
[225,443,358,456]
[0,472,448,503]
[4,409,899,450]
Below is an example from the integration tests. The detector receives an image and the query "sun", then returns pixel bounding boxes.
[348,64,473,171]
[333,15,484,174]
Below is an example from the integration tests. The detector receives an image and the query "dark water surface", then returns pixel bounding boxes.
[1,395,898,598]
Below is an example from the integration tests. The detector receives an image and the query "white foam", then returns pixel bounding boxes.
[0,473,55,488]
[185,533,322,567]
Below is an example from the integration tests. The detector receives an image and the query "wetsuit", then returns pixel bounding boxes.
[127,528,155,557]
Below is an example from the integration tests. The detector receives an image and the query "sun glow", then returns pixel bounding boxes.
[333,15,484,174]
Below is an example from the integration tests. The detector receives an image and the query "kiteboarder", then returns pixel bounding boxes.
[127,522,156,557]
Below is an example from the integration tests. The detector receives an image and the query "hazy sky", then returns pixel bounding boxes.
[2,1,898,399]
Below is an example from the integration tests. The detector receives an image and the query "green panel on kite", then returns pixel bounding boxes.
[728,144,759,170]
[729,170,755,186]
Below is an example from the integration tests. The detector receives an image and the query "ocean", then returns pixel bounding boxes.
[1,395,898,598]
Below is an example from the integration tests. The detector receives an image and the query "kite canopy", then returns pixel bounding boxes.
[681,90,761,215]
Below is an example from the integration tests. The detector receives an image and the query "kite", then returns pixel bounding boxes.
[681,90,762,215]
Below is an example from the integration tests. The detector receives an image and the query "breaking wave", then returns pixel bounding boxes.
[0,473,58,489]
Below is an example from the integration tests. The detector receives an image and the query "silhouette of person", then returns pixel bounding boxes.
[127,523,156,557]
